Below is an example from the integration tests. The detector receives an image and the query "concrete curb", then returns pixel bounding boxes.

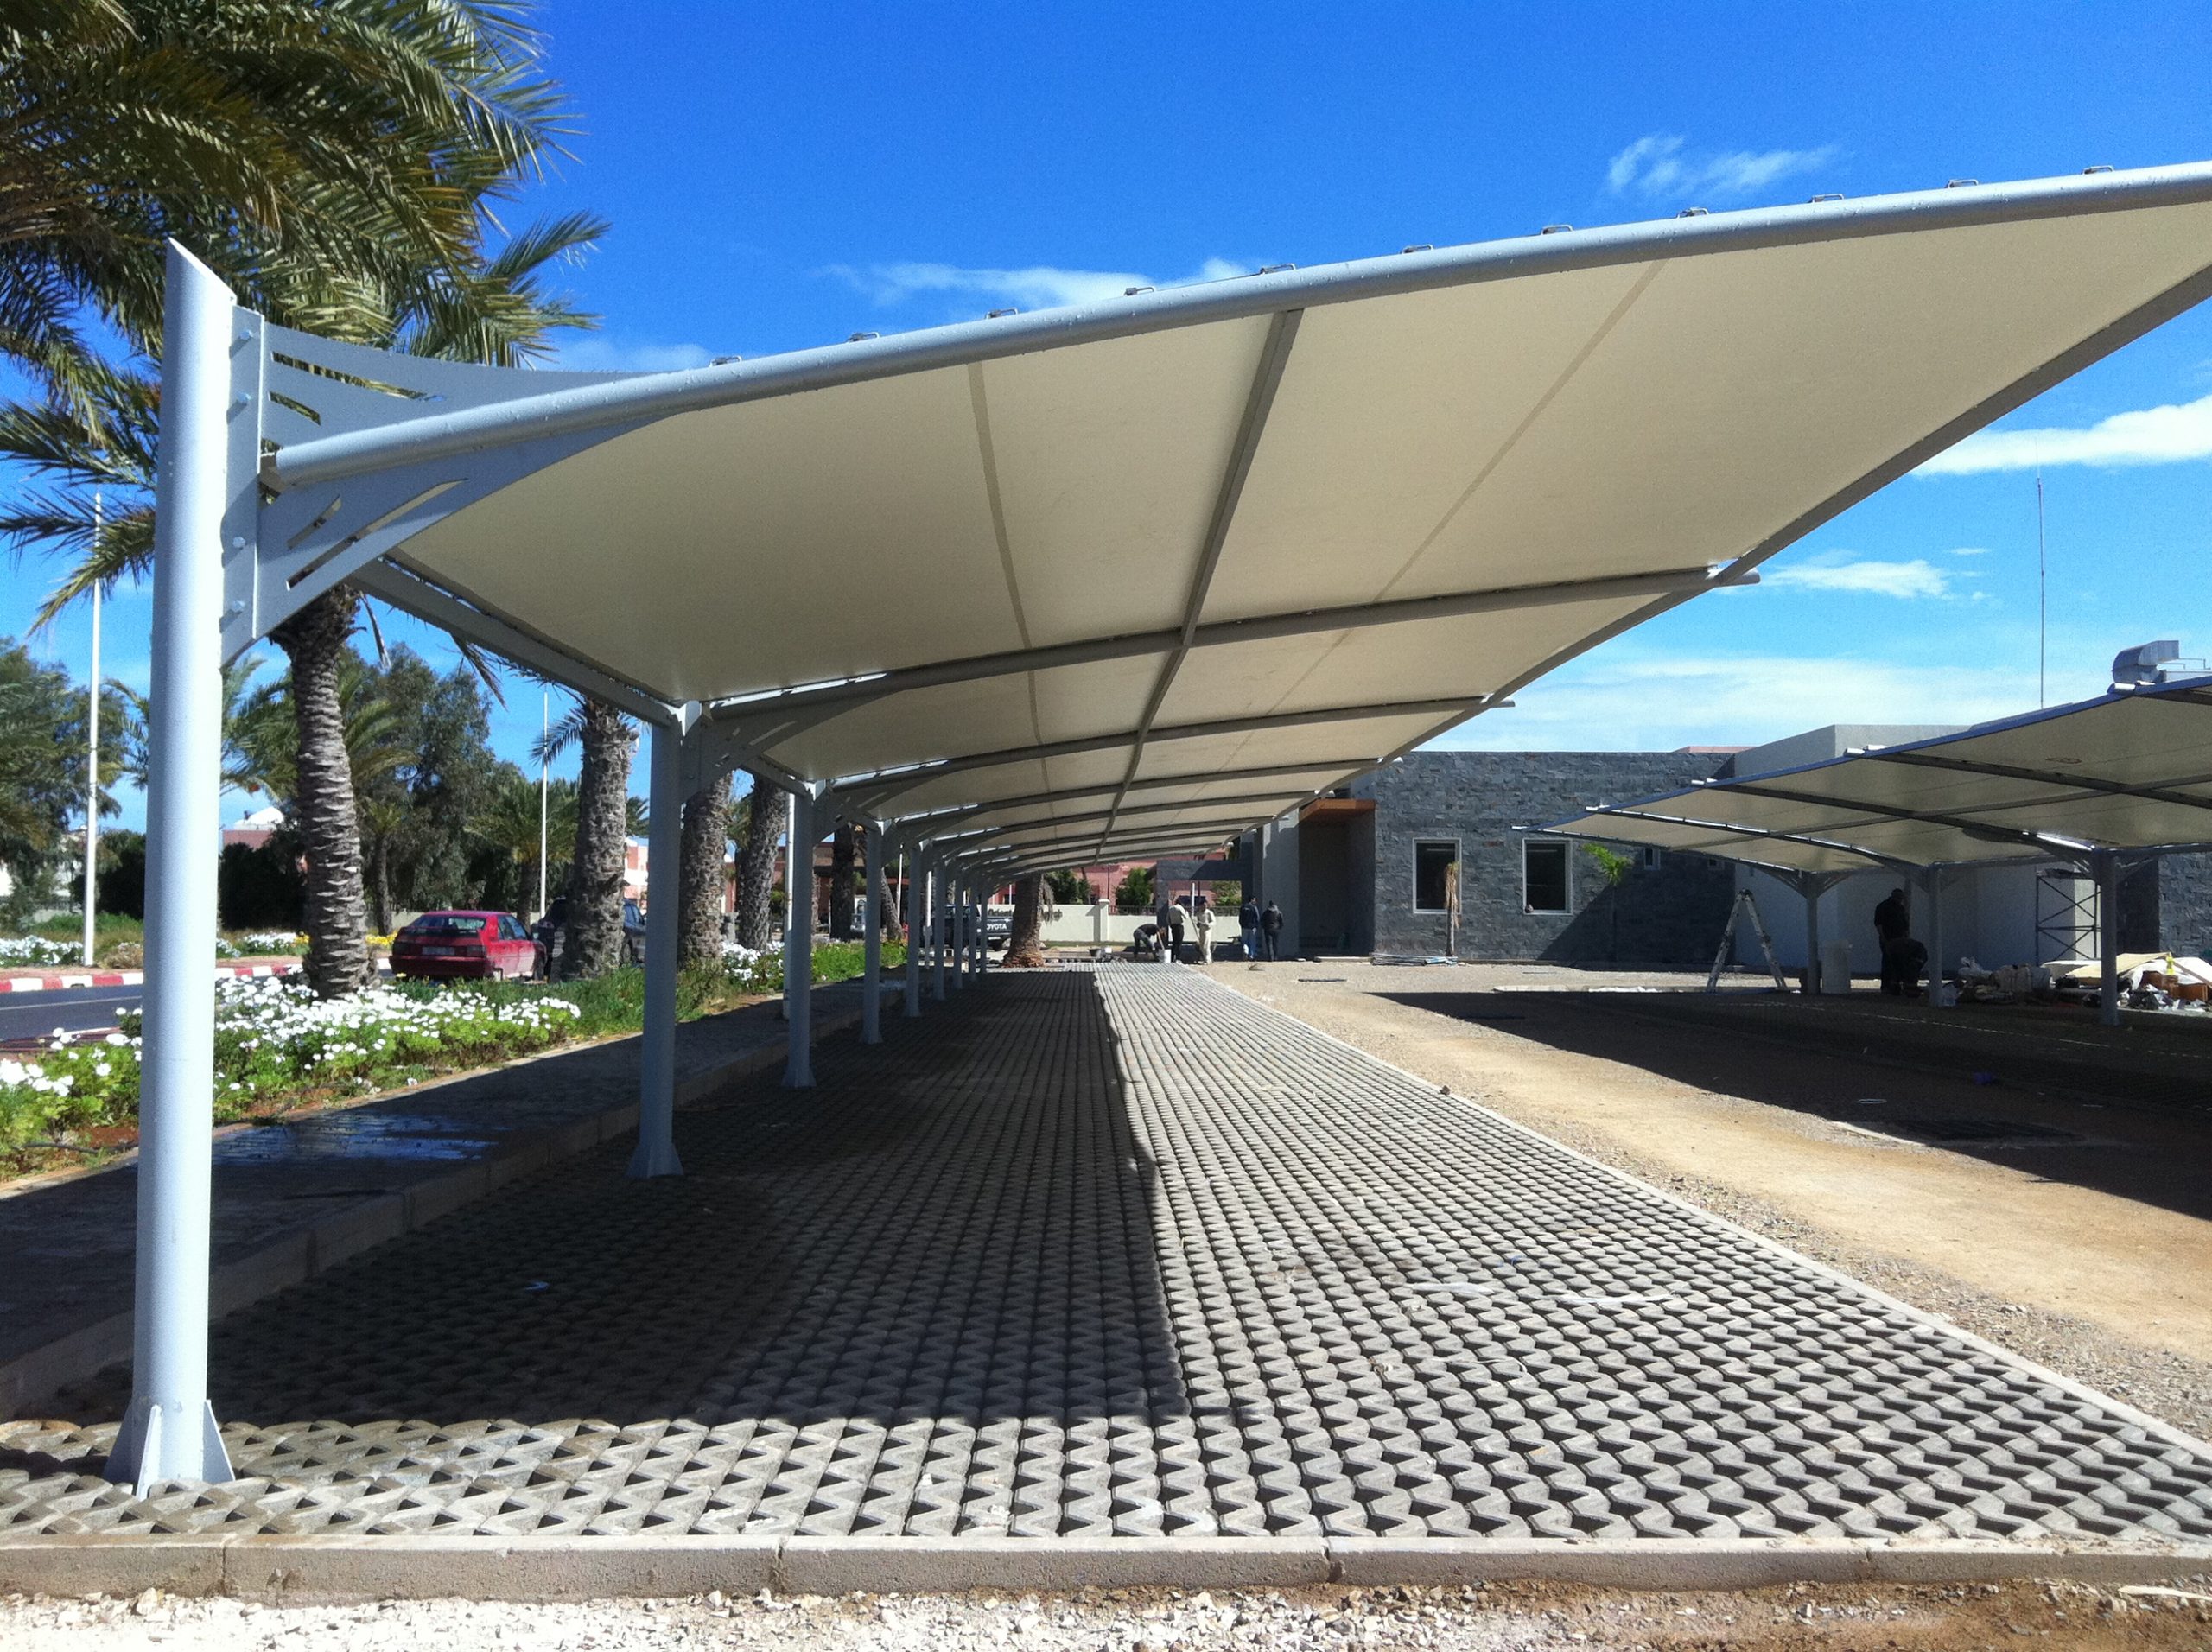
[0,1534,2206,1604]
[0,994,877,1417]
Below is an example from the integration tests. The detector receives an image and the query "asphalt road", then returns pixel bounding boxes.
[0,985,141,1044]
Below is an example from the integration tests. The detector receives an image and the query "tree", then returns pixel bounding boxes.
[677,772,731,965]
[1004,874,1046,967]
[0,638,124,924]
[828,822,858,940]
[1046,867,1095,905]
[0,2,602,995]
[471,771,575,922]
[1583,842,1637,963]
[1113,864,1155,915]
[0,1,572,418]
[538,696,635,977]
[114,654,271,794]
[734,774,781,950]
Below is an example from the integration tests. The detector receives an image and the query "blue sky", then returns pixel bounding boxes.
[11,0,2212,828]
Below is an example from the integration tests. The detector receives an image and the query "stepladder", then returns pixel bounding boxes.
[1707,889,1789,993]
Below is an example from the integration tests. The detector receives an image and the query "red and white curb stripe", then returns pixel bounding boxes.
[0,961,310,994]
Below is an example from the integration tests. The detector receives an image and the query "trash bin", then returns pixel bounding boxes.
[1821,939,1853,994]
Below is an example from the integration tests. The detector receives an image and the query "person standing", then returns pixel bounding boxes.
[1192,896,1217,963]
[1260,899,1284,962]
[1238,896,1260,960]
[1154,895,1184,963]
[1873,886,1914,996]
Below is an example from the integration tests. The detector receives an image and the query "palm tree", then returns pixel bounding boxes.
[470,770,576,922]
[535,694,636,977]
[678,772,731,965]
[113,652,270,794]
[1005,875,1046,967]
[0,2,601,996]
[734,774,782,950]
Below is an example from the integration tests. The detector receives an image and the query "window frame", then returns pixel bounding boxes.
[1522,837,1571,915]
[1411,837,1459,914]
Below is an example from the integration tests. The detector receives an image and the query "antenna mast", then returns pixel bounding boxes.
[2036,468,2048,707]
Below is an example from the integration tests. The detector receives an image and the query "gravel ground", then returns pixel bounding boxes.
[7,1579,2212,1651]
[1215,969,2212,1443]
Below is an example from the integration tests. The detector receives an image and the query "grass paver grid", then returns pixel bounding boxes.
[2,965,2210,1547]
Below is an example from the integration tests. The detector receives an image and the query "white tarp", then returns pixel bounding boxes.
[1548,682,2212,873]
[259,165,2212,871]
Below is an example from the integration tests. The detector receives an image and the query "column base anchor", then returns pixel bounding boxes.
[105,1397,233,1496]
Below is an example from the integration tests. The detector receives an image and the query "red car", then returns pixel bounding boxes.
[391,911,544,981]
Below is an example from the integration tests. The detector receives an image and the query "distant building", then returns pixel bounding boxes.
[1241,733,2212,969]
[221,804,286,850]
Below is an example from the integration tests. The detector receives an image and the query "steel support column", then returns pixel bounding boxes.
[629,721,686,1177]
[1803,881,1824,995]
[1923,867,1948,1009]
[860,822,885,1045]
[784,789,817,1086]
[108,245,238,1494]
[2096,849,2123,1027]
[931,867,948,1000]
[904,860,926,1017]
[950,882,968,990]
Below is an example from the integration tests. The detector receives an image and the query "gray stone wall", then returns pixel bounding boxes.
[2156,852,2212,957]
[1361,752,1736,963]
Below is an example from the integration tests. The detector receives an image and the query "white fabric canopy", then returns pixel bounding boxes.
[252,163,2212,872]
[1547,682,2212,873]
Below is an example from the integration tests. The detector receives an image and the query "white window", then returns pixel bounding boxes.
[1523,840,1569,913]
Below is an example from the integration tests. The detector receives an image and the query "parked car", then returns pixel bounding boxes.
[391,911,543,982]
[531,896,646,975]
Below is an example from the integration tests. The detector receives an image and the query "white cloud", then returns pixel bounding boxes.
[823,257,1253,313]
[1605,134,1840,201]
[1917,391,2212,474]
[1764,556,1951,599]
[552,337,718,374]
[1427,649,2033,754]
[1949,545,1993,556]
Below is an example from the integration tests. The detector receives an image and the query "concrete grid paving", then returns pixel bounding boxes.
[4,965,2212,1548]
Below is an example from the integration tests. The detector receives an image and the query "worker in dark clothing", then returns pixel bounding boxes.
[1874,886,1917,996]
[1238,899,1260,960]
[1259,899,1285,962]
[1154,897,1185,963]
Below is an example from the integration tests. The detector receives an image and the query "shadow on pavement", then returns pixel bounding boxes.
[1381,988,2212,1225]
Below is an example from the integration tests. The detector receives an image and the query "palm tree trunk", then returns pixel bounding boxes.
[829,823,857,940]
[734,774,780,950]
[561,698,635,978]
[1005,874,1046,967]
[271,586,373,998]
[371,837,391,937]
[677,771,730,966]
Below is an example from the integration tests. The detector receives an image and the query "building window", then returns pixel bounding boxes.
[1642,846,1662,869]
[1413,840,1458,912]
[1523,839,1569,913]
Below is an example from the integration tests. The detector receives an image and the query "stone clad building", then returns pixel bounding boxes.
[1253,750,1738,964]
[1239,737,2212,969]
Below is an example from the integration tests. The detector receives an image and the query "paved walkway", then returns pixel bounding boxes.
[0,982,877,1400]
[4,968,2211,1547]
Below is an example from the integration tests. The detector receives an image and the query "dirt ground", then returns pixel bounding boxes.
[1205,962,2212,1440]
[6,1579,2211,1651]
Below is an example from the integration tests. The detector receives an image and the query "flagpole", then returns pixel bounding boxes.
[537,687,550,919]
[81,492,103,968]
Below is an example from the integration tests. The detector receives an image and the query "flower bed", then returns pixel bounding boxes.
[0,937,79,968]
[0,937,904,1165]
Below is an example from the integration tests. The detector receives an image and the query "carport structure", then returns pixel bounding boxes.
[118,162,2212,1490]
[1547,680,2212,1020]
